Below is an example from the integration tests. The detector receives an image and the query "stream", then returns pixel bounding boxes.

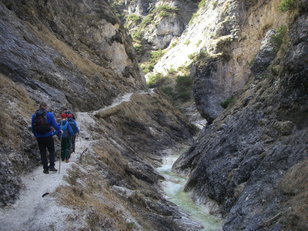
[157,155,223,231]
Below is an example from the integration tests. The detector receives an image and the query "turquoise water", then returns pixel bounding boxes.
[157,155,223,231]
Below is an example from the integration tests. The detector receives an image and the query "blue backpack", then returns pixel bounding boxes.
[60,121,70,138]
[68,119,78,134]
[33,109,51,134]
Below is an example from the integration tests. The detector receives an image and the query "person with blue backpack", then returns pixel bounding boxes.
[67,113,80,153]
[32,102,62,174]
[59,113,74,163]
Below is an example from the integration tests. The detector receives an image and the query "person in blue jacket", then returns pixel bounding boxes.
[67,113,80,153]
[32,102,62,174]
[58,113,74,163]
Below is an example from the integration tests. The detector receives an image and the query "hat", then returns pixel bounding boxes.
[68,114,73,118]
[39,102,47,108]
[61,113,67,118]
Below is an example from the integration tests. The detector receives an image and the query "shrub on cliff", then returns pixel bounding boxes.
[147,73,164,88]
[220,96,235,109]
[271,25,288,52]
[154,5,179,18]
[140,49,166,74]
[175,75,193,102]
[198,0,207,9]
[279,0,298,12]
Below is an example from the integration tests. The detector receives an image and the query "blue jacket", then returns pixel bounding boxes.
[58,120,74,138]
[67,118,80,134]
[32,111,61,138]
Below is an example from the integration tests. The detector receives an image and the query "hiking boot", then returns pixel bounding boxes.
[43,169,49,174]
[49,167,58,172]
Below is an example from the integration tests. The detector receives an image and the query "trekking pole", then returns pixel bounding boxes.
[58,120,62,174]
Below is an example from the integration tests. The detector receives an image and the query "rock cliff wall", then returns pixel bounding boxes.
[173,1,308,230]
[153,0,291,123]
[109,0,198,62]
[0,0,143,207]
[1,0,145,111]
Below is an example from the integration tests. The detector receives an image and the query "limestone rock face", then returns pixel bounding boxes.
[251,30,278,75]
[110,0,198,55]
[142,13,184,50]
[142,0,198,50]
[173,4,308,230]
[110,0,155,16]
[0,0,144,112]
[153,0,289,122]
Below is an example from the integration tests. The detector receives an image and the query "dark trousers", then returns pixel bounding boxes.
[37,136,55,171]
[71,134,76,153]
[61,137,71,161]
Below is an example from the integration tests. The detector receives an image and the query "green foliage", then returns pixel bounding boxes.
[162,87,175,98]
[279,0,298,12]
[189,0,207,25]
[151,49,165,61]
[212,1,218,8]
[176,90,192,102]
[271,25,288,52]
[177,65,187,72]
[175,75,193,102]
[141,49,166,74]
[197,49,209,59]
[220,96,235,109]
[189,13,198,26]
[198,0,207,8]
[184,40,191,45]
[176,65,190,75]
[133,43,143,54]
[147,73,164,87]
[170,42,177,48]
[196,40,202,47]
[133,4,178,35]
[155,5,179,18]
[132,31,142,40]
[126,222,136,231]
[167,67,177,75]
[140,15,153,28]
[127,14,141,22]
[159,75,193,102]
[188,52,198,60]
[147,72,193,103]
[140,63,151,74]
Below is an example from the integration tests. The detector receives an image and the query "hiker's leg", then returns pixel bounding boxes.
[61,140,66,161]
[67,138,71,159]
[46,136,55,168]
[62,138,67,160]
[37,138,48,171]
[71,135,76,152]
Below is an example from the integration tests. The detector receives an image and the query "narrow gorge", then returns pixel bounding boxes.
[0,0,307,231]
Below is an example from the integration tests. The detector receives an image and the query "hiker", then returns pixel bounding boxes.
[32,102,62,174]
[67,113,80,153]
[63,108,76,120]
[58,113,73,163]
